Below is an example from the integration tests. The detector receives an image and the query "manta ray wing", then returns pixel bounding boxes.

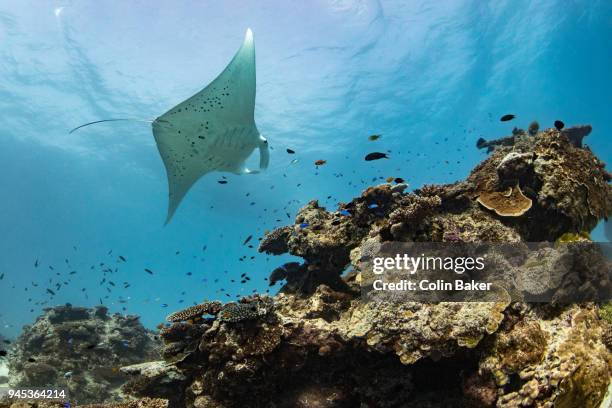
[153,29,260,224]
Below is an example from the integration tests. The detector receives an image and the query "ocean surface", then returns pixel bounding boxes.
[0,0,610,337]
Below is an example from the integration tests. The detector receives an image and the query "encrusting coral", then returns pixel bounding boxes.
[114,124,611,408]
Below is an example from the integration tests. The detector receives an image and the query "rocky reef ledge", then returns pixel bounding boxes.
[118,126,611,408]
[118,126,612,408]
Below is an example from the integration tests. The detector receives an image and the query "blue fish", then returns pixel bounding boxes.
[368,203,379,209]
[339,209,351,216]
[161,303,168,308]
[299,222,309,228]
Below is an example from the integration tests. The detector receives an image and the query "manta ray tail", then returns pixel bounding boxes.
[69,118,157,134]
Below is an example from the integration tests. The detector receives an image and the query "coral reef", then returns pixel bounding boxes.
[122,124,610,407]
[6,305,161,404]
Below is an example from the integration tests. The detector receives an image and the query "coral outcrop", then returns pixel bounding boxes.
[122,124,610,407]
[6,305,161,404]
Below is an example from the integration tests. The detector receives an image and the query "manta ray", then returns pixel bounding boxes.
[71,29,269,224]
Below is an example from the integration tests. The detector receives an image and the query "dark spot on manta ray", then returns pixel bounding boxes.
[554,120,564,130]
[365,152,389,161]
[500,114,515,122]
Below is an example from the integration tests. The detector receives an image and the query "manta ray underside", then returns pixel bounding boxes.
[153,28,269,223]
[71,29,269,224]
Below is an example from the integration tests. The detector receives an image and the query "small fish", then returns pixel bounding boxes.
[0,273,4,280]
[286,148,295,154]
[314,159,327,166]
[368,203,379,209]
[243,235,253,245]
[161,303,168,308]
[144,269,153,275]
[34,259,39,268]
[500,114,515,122]
[364,152,388,161]
[368,134,382,141]
[394,177,405,183]
[46,289,56,295]
[86,344,97,350]
[218,180,228,184]
[554,120,564,130]
[64,371,73,378]
[118,256,126,262]
[299,222,309,228]
[339,209,351,216]
[386,177,393,182]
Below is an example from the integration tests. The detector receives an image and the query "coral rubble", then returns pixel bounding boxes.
[6,305,161,404]
[123,124,610,407]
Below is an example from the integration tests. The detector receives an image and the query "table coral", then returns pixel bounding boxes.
[165,302,222,322]
[477,185,532,217]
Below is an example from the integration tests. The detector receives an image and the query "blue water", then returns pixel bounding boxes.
[0,0,610,337]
